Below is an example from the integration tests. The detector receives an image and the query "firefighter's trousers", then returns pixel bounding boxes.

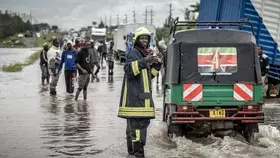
[126,118,150,154]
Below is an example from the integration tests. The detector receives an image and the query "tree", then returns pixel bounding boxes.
[24,20,33,31]
[190,2,200,13]
[52,25,58,32]
[0,10,53,40]
[98,21,105,28]
[186,2,200,21]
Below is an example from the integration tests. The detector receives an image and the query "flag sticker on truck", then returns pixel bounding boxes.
[198,47,237,75]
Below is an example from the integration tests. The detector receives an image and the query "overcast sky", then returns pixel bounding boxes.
[1,0,199,30]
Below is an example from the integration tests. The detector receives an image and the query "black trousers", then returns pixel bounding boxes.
[64,70,76,93]
[108,61,114,75]
[126,118,150,154]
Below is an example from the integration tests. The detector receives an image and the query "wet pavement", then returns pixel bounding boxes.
[1,49,280,158]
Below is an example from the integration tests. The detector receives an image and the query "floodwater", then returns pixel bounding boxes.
[0,49,280,158]
[0,48,41,67]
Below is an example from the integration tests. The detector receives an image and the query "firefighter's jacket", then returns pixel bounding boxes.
[118,47,161,119]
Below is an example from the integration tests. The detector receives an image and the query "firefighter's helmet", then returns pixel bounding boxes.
[132,27,151,42]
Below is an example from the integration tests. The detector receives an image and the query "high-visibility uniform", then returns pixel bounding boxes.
[118,46,161,155]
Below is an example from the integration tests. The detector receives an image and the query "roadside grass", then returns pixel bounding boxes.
[2,62,23,72]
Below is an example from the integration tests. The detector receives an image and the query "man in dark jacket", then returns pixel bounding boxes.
[75,44,91,100]
[258,46,269,98]
[89,40,100,82]
[117,27,162,157]
[40,43,50,85]
[107,41,114,81]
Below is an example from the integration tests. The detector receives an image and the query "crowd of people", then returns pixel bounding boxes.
[39,37,115,100]
[39,27,168,158]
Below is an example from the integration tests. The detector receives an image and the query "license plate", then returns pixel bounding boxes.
[209,109,225,118]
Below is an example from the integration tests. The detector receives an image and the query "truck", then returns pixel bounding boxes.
[113,23,156,63]
[91,27,106,42]
[198,0,280,97]
[79,27,88,40]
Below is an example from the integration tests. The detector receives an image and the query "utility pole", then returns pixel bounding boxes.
[117,14,120,26]
[109,15,112,27]
[133,9,136,23]
[105,16,107,26]
[150,7,154,25]
[109,15,112,34]
[168,2,174,27]
[124,14,128,24]
[145,6,148,24]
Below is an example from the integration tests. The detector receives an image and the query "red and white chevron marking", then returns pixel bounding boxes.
[183,84,203,101]
[234,83,253,101]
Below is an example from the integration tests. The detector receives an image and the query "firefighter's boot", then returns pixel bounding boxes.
[133,142,144,157]
[127,139,134,155]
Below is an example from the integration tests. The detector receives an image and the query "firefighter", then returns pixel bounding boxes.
[117,27,162,157]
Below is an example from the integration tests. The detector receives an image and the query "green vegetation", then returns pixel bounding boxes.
[24,51,41,66]
[2,62,23,72]
[0,11,33,39]
[35,32,60,47]
[156,2,200,40]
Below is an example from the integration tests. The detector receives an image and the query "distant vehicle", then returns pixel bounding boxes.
[91,27,106,42]
[113,23,156,63]
[18,34,24,38]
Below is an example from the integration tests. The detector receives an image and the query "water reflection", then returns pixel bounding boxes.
[40,94,92,157]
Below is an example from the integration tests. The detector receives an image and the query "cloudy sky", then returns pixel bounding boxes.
[1,0,199,30]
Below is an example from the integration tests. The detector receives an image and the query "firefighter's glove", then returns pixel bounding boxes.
[144,53,157,65]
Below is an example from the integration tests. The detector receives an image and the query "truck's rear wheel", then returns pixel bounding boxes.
[166,105,184,138]
[243,123,259,143]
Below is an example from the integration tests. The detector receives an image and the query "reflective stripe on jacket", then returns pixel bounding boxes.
[118,47,161,119]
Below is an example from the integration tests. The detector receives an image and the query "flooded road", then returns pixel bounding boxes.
[0,48,41,67]
[1,50,280,158]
